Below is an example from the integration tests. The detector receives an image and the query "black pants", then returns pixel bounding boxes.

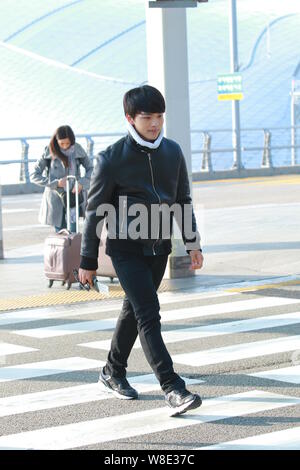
[105,250,186,394]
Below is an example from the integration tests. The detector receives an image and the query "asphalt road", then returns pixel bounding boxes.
[0,175,300,452]
[0,285,300,451]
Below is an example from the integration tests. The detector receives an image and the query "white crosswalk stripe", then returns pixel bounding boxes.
[199,426,300,450]
[248,365,300,384]
[173,335,300,367]
[0,391,298,450]
[79,310,300,351]
[1,289,300,450]
[12,295,299,338]
[0,357,102,383]
[0,290,237,328]
[0,302,121,327]
[13,318,119,338]
[0,342,38,357]
[0,375,203,418]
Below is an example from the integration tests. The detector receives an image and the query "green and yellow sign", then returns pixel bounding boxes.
[217,73,243,101]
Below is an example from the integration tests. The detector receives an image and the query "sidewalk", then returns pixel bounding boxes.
[1,175,300,309]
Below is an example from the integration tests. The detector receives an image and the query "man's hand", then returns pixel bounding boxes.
[189,250,204,270]
[78,268,96,287]
[72,182,83,194]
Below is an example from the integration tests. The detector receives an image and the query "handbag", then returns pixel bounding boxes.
[56,189,84,208]
[62,190,84,208]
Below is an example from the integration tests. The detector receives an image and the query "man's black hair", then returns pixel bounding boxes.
[123,85,165,118]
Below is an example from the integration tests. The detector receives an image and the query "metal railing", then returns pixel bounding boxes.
[0,133,125,184]
[1,127,300,184]
[191,126,300,172]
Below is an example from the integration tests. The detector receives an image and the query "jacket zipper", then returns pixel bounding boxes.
[120,199,127,234]
[147,153,161,255]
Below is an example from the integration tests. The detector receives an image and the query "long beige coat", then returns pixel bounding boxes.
[31,143,93,227]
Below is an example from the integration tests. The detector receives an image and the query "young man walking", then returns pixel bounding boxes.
[79,85,204,416]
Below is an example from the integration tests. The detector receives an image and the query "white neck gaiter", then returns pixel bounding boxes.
[126,121,164,150]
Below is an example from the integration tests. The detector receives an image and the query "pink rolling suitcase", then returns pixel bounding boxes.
[97,224,117,283]
[44,176,82,290]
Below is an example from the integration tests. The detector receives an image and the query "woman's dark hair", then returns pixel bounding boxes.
[123,85,165,118]
[49,125,75,168]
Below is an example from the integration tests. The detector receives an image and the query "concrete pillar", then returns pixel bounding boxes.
[0,182,4,259]
[145,3,194,278]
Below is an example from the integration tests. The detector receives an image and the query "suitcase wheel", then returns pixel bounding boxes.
[61,281,66,286]
[48,280,54,288]
[66,281,72,290]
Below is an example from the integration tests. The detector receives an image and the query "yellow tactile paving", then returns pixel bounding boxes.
[193,175,300,185]
[0,290,119,312]
[248,178,300,186]
[0,282,168,312]
[226,279,300,293]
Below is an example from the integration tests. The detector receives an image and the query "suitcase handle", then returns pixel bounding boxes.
[57,229,70,235]
[65,176,80,233]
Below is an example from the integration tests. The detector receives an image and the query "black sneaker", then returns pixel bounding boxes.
[98,368,138,400]
[165,389,202,417]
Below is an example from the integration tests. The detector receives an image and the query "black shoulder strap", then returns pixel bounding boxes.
[46,158,51,175]
[43,145,51,175]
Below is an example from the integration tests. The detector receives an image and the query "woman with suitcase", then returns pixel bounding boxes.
[31,125,93,232]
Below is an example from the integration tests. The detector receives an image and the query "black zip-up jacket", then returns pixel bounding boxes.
[80,134,201,270]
